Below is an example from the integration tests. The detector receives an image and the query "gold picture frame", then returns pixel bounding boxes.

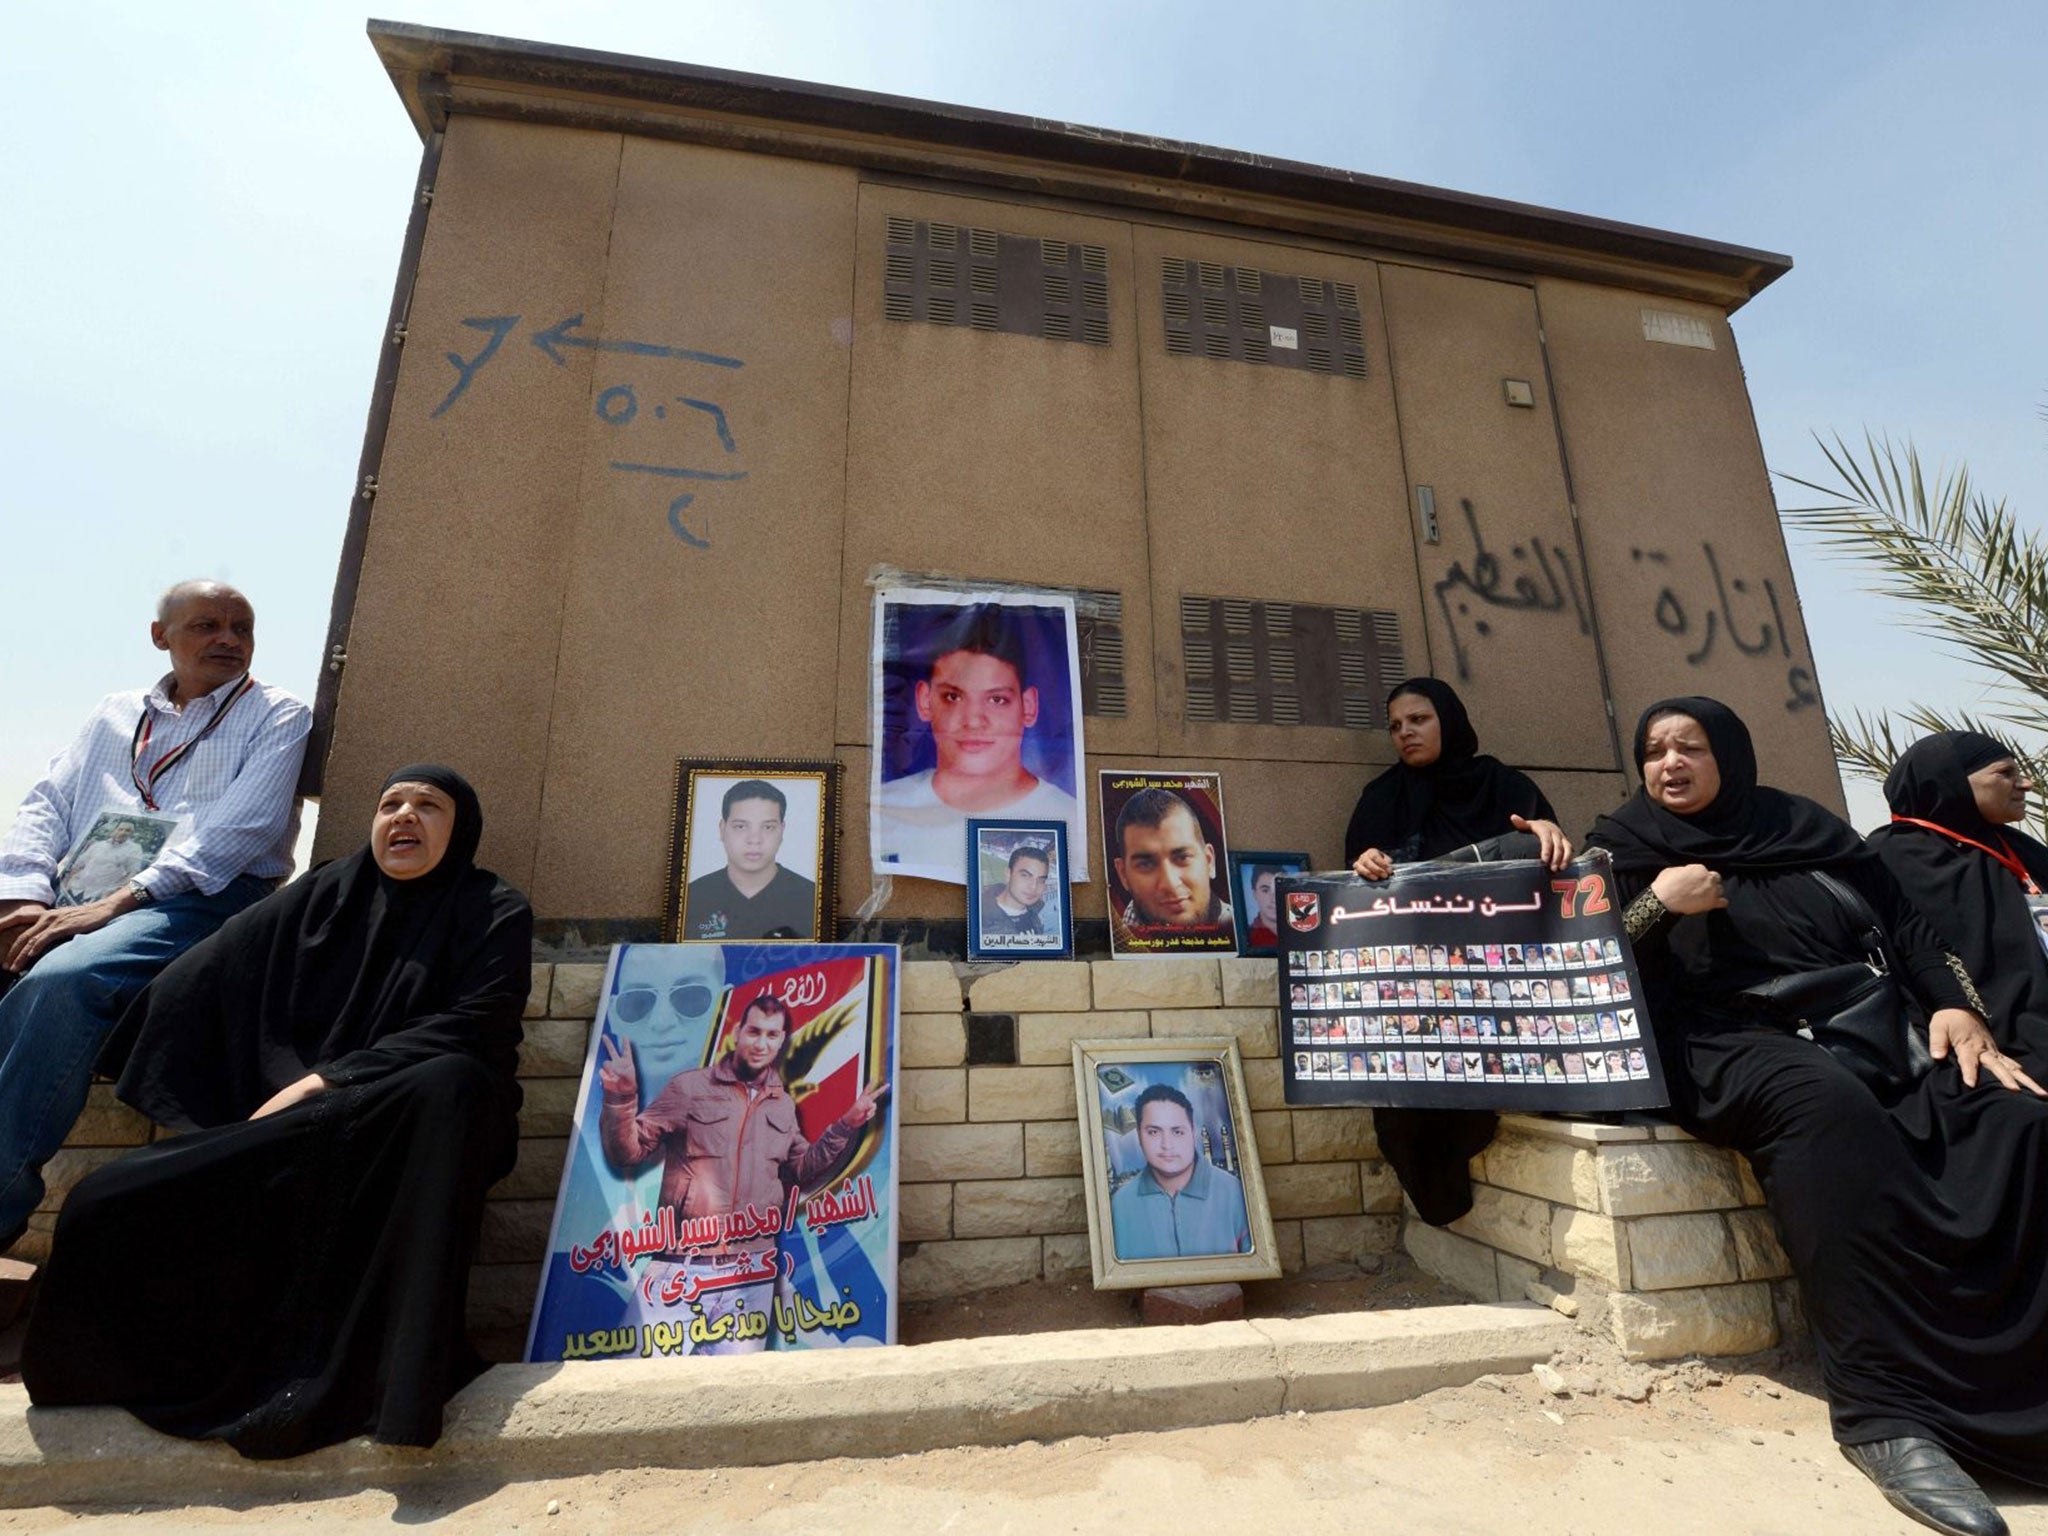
[1072,1037,1282,1290]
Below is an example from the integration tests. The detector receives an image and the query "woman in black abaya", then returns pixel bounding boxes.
[1870,732,2048,1061]
[23,765,530,1459]
[1343,678,1574,1224]
[1589,698,2048,1536]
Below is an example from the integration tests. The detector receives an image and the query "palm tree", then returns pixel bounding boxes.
[1777,433,2048,834]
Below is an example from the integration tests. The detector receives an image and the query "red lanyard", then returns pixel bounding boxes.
[129,674,256,810]
[1889,814,2043,895]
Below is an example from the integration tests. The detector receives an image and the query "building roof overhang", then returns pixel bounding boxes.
[368,18,1791,311]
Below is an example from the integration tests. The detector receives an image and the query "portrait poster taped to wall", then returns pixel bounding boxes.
[1278,852,1668,1113]
[1099,769,1240,956]
[870,586,1088,886]
[526,942,898,1362]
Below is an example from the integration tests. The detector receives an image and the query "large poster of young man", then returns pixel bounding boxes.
[526,942,898,1361]
[871,587,1088,886]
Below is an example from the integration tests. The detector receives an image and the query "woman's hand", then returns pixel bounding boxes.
[1351,848,1394,881]
[1512,815,1573,872]
[1651,864,1727,915]
[250,1071,329,1121]
[1930,1010,2047,1095]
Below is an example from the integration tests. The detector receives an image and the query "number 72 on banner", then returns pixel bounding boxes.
[1550,874,1612,918]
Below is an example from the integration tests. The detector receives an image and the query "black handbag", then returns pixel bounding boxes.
[1730,869,1934,1094]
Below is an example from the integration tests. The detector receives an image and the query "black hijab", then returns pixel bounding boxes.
[1869,732,2048,1055]
[1344,678,1555,863]
[1589,696,1865,876]
[111,764,533,1131]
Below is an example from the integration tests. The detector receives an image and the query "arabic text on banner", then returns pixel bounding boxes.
[526,942,899,1361]
[1278,853,1668,1113]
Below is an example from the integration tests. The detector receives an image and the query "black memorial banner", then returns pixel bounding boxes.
[1277,852,1668,1112]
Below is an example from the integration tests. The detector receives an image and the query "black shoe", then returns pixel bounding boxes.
[1841,1437,2008,1536]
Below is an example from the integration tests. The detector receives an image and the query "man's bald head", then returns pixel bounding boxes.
[157,579,249,624]
[151,581,256,702]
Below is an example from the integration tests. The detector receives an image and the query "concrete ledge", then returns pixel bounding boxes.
[0,1303,1566,1508]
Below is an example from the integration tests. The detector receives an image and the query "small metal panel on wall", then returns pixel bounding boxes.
[882,215,1111,345]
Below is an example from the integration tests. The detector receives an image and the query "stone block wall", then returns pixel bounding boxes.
[1401,1113,1799,1361]
[31,953,1798,1366]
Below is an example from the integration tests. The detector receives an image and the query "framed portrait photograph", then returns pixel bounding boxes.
[1229,849,1310,959]
[870,587,1089,886]
[1098,768,1239,957]
[1072,1038,1281,1290]
[965,819,1072,960]
[665,759,840,943]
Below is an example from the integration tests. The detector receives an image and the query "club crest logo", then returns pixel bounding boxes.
[1286,891,1320,932]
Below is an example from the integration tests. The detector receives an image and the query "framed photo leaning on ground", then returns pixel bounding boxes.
[965,818,1073,960]
[664,759,840,942]
[1072,1038,1281,1289]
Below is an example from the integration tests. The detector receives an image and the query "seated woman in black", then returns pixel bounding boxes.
[23,765,530,1459]
[1870,732,2048,1061]
[1590,698,2048,1536]
[1343,677,1573,1223]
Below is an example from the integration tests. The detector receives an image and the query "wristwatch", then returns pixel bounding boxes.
[127,880,155,907]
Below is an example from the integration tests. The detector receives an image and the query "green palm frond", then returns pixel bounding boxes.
[1779,432,2048,710]
[1778,431,2048,837]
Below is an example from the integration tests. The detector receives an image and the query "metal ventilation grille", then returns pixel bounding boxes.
[1181,596,1404,728]
[1071,587,1127,717]
[883,216,1110,345]
[1161,258,1368,378]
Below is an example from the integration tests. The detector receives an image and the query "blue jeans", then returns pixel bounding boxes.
[0,875,272,1238]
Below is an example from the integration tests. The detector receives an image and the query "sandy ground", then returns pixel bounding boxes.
[5,1334,2048,1535]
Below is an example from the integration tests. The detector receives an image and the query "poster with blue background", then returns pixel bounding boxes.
[526,942,899,1361]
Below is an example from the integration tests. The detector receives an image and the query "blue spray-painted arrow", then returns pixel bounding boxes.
[530,313,743,370]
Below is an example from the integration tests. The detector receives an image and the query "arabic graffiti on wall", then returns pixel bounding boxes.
[1631,545,1818,712]
[429,312,748,549]
[1430,497,1591,683]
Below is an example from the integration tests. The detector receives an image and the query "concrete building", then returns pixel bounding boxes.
[313,20,1834,948]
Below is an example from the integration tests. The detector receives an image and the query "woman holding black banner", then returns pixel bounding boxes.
[1870,732,2048,1061]
[1343,677,1575,1223]
[1590,697,2048,1536]
[22,765,530,1459]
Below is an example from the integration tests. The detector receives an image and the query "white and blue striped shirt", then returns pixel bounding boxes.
[0,672,310,904]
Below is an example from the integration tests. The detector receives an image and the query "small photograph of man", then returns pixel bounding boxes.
[1101,1068,1254,1263]
[53,813,171,906]
[679,775,821,941]
[1099,770,1239,956]
[1230,851,1308,958]
[967,820,1070,957]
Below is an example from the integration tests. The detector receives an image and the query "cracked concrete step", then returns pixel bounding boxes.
[0,1302,1568,1509]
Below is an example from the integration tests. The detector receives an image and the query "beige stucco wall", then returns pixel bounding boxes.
[318,112,1837,925]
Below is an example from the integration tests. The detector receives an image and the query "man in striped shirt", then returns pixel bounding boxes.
[0,580,309,1249]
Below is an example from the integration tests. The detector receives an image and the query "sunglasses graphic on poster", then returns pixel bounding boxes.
[527,942,898,1362]
[1278,852,1668,1113]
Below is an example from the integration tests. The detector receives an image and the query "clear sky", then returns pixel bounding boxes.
[3,1,2043,843]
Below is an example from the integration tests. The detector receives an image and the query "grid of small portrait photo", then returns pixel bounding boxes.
[1283,933,1655,1089]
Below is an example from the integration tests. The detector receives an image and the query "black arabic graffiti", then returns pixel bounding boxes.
[1632,545,1817,712]
[1432,497,1592,682]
